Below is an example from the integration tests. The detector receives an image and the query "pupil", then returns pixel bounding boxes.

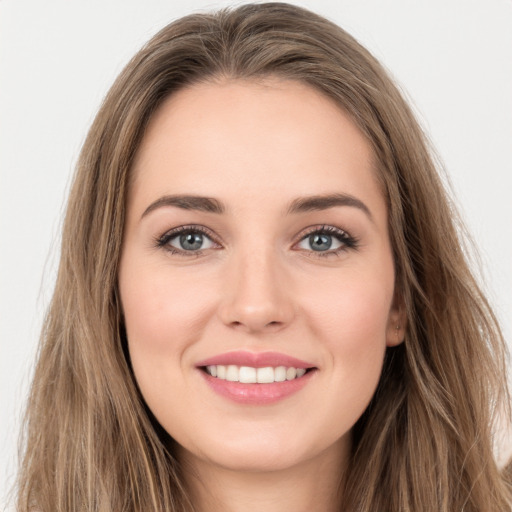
[180,233,203,250]
[309,233,332,251]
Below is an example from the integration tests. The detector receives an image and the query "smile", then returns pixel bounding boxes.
[205,365,307,383]
[196,351,317,404]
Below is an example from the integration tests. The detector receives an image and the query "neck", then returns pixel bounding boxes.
[178,441,349,512]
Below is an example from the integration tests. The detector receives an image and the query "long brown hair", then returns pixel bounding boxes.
[16,3,511,511]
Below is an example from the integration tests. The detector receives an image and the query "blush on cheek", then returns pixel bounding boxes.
[311,283,391,400]
[310,283,391,339]
[123,276,202,347]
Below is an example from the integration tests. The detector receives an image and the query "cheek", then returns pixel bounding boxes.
[121,264,212,350]
[303,268,393,343]
[301,268,393,400]
[118,263,218,405]
[119,262,219,427]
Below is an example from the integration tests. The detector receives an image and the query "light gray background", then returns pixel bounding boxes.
[1,0,511,508]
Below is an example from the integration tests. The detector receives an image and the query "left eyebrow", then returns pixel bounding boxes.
[141,195,225,219]
[287,193,373,221]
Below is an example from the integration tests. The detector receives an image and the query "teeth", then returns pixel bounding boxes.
[216,365,226,379]
[274,366,286,382]
[257,367,274,384]
[226,365,239,382]
[286,367,297,380]
[205,365,309,383]
[239,366,256,383]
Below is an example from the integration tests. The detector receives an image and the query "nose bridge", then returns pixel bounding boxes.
[218,243,294,332]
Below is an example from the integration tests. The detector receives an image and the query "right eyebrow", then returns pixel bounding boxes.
[287,193,373,222]
[141,195,225,219]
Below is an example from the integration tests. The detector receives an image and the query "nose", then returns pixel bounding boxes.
[217,248,295,333]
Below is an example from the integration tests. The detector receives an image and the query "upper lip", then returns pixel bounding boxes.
[196,350,316,369]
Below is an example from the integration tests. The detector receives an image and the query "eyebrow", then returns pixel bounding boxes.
[141,195,225,218]
[287,193,373,221]
[141,192,372,221]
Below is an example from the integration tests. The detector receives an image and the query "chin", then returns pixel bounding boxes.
[202,446,309,473]
[176,426,348,475]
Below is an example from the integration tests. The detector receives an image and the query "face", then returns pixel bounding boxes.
[118,79,403,475]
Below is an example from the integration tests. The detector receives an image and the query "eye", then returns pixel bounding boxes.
[156,226,219,254]
[171,231,214,251]
[295,226,358,254]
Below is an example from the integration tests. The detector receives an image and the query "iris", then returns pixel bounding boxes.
[309,233,332,251]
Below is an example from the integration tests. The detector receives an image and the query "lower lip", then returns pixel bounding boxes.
[199,370,315,405]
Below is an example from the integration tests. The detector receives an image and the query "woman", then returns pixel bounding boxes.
[15,3,511,511]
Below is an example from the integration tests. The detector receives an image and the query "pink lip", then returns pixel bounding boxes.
[200,371,315,404]
[196,351,317,405]
[196,350,315,369]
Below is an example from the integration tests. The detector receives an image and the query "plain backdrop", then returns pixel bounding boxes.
[1,0,511,508]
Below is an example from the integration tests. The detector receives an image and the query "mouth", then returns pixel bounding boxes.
[196,351,318,404]
[201,364,314,383]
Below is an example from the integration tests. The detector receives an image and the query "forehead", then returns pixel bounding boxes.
[129,78,386,221]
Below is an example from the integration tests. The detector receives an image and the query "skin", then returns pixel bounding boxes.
[118,78,405,512]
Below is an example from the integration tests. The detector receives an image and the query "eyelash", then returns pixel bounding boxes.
[155,225,219,257]
[297,225,359,257]
[155,224,359,257]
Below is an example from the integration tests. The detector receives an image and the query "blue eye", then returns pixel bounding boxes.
[307,233,333,251]
[174,232,209,251]
[157,227,217,254]
[296,226,357,254]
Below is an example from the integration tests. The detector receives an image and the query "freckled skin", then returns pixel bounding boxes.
[119,79,404,479]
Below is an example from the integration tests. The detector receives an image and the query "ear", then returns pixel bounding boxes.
[385,290,407,347]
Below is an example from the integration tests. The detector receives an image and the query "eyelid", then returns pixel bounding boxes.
[297,224,349,238]
[155,224,222,255]
[154,223,358,257]
[292,224,358,255]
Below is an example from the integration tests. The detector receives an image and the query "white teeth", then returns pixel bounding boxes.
[205,364,309,383]
[274,366,286,382]
[286,367,297,380]
[239,366,257,383]
[216,365,226,379]
[257,367,274,383]
[226,365,239,382]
